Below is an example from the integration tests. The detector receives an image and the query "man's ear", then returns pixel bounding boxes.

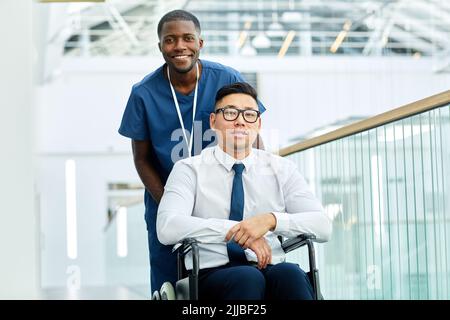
[158,42,162,52]
[210,112,216,129]
[199,37,204,50]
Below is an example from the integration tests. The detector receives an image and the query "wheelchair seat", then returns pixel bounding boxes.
[153,233,323,300]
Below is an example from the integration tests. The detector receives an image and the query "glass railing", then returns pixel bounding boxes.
[280,90,450,299]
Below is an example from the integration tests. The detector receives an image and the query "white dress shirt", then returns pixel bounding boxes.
[157,146,332,270]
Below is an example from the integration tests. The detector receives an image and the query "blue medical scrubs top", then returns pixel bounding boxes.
[118,59,266,291]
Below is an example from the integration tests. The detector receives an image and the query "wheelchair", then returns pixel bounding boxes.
[152,233,323,300]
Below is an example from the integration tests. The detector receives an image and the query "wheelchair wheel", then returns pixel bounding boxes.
[160,282,176,300]
[151,290,161,300]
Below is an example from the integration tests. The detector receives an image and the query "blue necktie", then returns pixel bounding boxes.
[227,163,247,264]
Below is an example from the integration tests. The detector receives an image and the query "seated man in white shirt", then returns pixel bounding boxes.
[157,82,332,300]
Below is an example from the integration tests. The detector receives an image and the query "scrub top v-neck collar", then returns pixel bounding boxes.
[166,61,202,157]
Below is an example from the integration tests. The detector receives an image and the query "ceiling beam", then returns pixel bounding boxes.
[392,11,449,47]
[389,25,435,54]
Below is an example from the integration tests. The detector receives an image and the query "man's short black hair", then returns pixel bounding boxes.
[157,10,201,39]
[215,82,258,107]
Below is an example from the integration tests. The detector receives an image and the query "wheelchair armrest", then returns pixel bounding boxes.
[173,238,200,276]
[172,238,199,255]
[281,233,323,300]
[281,233,316,254]
[173,238,200,300]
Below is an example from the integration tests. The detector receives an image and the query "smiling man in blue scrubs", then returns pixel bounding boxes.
[118,10,265,295]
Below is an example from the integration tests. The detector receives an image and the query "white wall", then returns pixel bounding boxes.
[35,58,163,288]
[0,0,39,299]
[37,154,140,287]
[221,56,450,148]
[35,55,450,288]
[38,56,450,153]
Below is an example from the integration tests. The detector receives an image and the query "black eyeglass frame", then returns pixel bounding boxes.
[215,106,261,123]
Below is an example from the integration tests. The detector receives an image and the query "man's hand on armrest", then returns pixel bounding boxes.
[248,237,272,270]
[225,212,276,249]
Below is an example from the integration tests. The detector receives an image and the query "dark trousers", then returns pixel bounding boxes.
[145,190,178,294]
[147,231,177,293]
[198,262,314,300]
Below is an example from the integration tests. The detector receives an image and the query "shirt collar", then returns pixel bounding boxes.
[213,145,255,172]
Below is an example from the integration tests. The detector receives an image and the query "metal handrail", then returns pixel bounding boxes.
[279,89,450,156]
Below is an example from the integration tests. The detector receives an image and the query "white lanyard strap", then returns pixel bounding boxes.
[167,62,199,158]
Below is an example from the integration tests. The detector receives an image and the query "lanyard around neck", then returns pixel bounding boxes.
[167,62,199,158]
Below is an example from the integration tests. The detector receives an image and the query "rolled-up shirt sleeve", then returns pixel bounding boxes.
[157,161,237,246]
[271,161,332,242]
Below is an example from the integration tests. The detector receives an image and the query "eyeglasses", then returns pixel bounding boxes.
[215,106,261,123]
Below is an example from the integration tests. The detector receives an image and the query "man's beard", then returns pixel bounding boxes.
[168,55,198,74]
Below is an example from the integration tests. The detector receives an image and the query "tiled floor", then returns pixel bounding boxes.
[42,285,150,300]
